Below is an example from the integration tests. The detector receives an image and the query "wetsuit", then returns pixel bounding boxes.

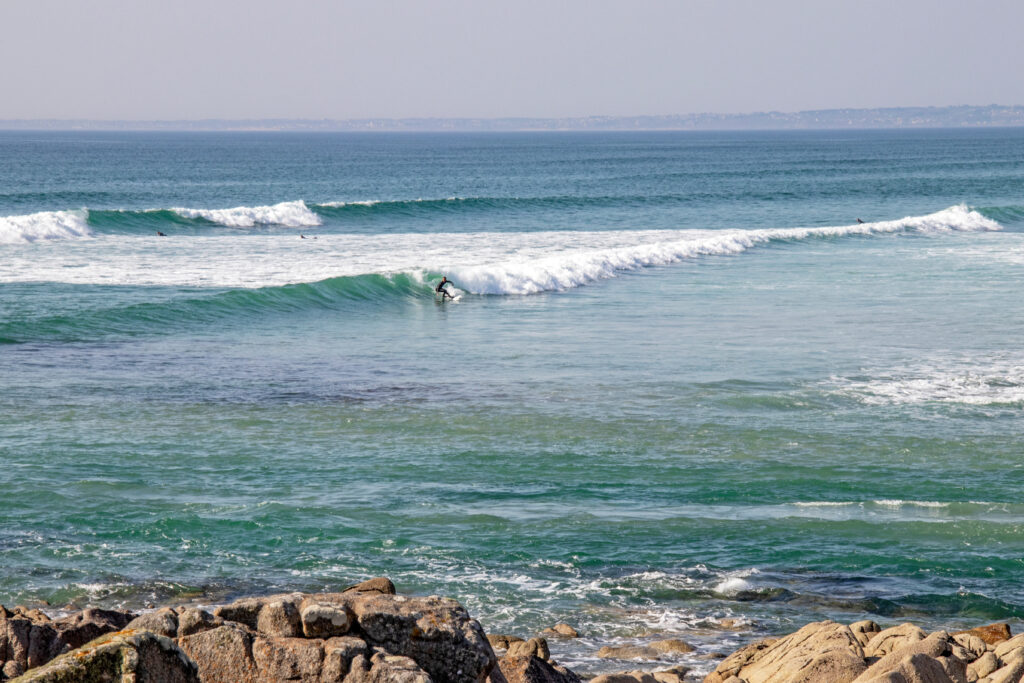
[436,280,452,298]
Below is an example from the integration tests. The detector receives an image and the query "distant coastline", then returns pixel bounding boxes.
[2,105,1024,132]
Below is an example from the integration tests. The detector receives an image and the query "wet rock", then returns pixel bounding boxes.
[488,634,526,652]
[651,665,689,683]
[864,623,928,658]
[14,629,198,682]
[490,655,582,683]
[650,638,695,655]
[344,652,431,683]
[251,635,324,681]
[127,607,180,638]
[343,577,397,595]
[507,637,550,661]
[301,603,353,638]
[589,672,658,683]
[954,624,1012,647]
[541,623,579,638]
[596,645,661,661]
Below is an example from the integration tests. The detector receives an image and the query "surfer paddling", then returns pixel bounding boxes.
[436,276,455,300]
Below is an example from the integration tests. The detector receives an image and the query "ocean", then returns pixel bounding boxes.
[1,129,1023,676]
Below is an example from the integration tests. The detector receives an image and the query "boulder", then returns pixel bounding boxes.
[176,608,221,637]
[954,625,1011,647]
[865,624,928,658]
[53,607,136,650]
[343,578,397,595]
[951,634,987,663]
[854,631,957,682]
[651,666,689,683]
[14,629,198,683]
[967,652,999,681]
[704,637,778,683]
[507,638,550,661]
[1,604,135,674]
[860,652,956,683]
[851,621,883,648]
[709,620,866,683]
[589,672,659,683]
[257,599,303,638]
[491,655,582,683]
[348,593,496,683]
[541,624,579,638]
[343,652,431,683]
[322,636,370,680]
[301,603,353,638]
[177,622,260,683]
[650,639,694,655]
[987,655,1024,683]
[596,645,661,661]
[992,634,1024,660]
[487,634,526,651]
[212,597,265,630]
[251,635,324,681]
[127,608,180,638]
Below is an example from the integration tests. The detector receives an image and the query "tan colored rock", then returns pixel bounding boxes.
[490,654,582,683]
[14,628,198,682]
[967,652,999,681]
[851,621,883,648]
[986,656,1024,683]
[714,620,866,683]
[487,634,526,651]
[251,635,324,681]
[507,637,550,661]
[127,607,180,638]
[937,655,968,683]
[952,634,987,663]
[213,597,265,630]
[854,631,956,682]
[596,645,661,661]
[321,636,370,680]
[301,603,353,638]
[257,598,303,638]
[344,652,431,683]
[176,607,221,637]
[954,625,1011,647]
[541,623,579,638]
[589,673,658,683]
[348,592,496,682]
[650,639,695,655]
[342,577,397,595]
[703,638,778,683]
[865,624,928,658]
[651,665,689,683]
[178,622,260,683]
[993,634,1024,660]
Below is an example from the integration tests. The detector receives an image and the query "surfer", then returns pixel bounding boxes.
[436,276,454,300]
[156,231,166,236]
[856,218,864,224]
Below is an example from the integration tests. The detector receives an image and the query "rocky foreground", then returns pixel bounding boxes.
[703,619,1023,683]
[2,581,1020,683]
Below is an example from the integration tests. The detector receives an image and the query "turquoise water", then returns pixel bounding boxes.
[2,130,1024,674]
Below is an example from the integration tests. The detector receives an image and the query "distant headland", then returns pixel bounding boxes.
[2,105,1024,132]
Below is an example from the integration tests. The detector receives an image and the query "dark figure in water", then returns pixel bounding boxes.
[156,231,166,236]
[856,218,864,224]
[436,276,454,300]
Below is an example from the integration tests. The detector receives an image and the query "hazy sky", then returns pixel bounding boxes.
[2,0,1021,120]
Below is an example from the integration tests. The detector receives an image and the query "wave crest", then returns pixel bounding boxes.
[171,200,321,228]
[0,210,93,244]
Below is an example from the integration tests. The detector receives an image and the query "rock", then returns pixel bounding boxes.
[322,636,370,679]
[854,631,956,682]
[1,604,135,675]
[348,592,496,683]
[178,622,260,683]
[344,652,431,682]
[596,645,661,661]
[987,655,1024,683]
[507,638,550,661]
[488,634,526,651]
[176,608,221,637]
[343,577,397,595]
[967,652,999,680]
[213,597,265,630]
[491,655,583,683]
[251,635,324,681]
[301,603,353,638]
[14,629,198,682]
[650,639,695,655]
[257,598,303,638]
[590,672,658,683]
[851,621,883,648]
[127,607,180,638]
[541,623,579,638]
[703,637,778,683]
[706,620,866,683]
[652,665,689,683]
[937,655,968,683]
[53,607,136,650]
[863,652,956,683]
[951,634,987,663]
[865,624,928,658]
[992,634,1024,660]
[954,624,1012,647]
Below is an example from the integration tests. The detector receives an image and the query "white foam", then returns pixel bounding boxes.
[0,205,1002,288]
[172,200,321,227]
[0,210,93,244]
[833,355,1024,406]
[319,200,382,207]
[872,500,950,508]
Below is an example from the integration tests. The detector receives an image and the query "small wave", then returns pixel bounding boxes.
[0,210,93,243]
[171,200,321,228]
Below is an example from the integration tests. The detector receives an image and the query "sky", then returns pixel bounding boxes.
[1,0,1021,120]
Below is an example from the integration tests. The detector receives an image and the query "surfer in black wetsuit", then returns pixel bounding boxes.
[436,276,454,300]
